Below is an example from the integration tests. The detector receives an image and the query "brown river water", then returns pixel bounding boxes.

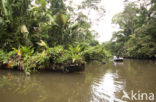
[0,59,156,102]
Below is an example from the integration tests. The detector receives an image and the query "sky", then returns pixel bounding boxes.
[94,0,124,43]
[67,0,125,43]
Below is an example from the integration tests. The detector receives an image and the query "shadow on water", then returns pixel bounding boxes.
[0,59,156,102]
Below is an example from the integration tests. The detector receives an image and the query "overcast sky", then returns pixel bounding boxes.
[67,0,125,43]
[94,0,124,43]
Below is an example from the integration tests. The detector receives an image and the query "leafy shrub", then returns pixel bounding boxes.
[0,49,16,66]
[68,44,84,63]
[0,50,7,65]
[22,44,86,74]
[83,45,111,61]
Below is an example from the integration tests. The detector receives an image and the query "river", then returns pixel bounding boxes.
[0,59,156,102]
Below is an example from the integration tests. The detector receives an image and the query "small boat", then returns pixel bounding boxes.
[113,56,124,62]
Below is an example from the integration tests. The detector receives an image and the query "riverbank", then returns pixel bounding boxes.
[123,57,156,60]
[0,42,111,75]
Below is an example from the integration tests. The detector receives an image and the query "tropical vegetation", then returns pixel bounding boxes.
[0,0,110,75]
[104,0,156,59]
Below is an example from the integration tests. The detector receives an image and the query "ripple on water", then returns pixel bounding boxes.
[91,72,126,102]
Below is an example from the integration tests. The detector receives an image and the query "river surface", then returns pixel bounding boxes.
[0,59,156,102]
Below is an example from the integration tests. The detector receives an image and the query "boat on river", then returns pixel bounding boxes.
[113,56,124,62]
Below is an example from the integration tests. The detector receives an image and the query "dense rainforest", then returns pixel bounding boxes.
[104,0,156,59]
[0,0,110,75]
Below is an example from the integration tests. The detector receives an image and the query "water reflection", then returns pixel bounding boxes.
[113,61,124,66]
[0,71,47,102]
[0,59,156,102]
[91,71,125,102]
